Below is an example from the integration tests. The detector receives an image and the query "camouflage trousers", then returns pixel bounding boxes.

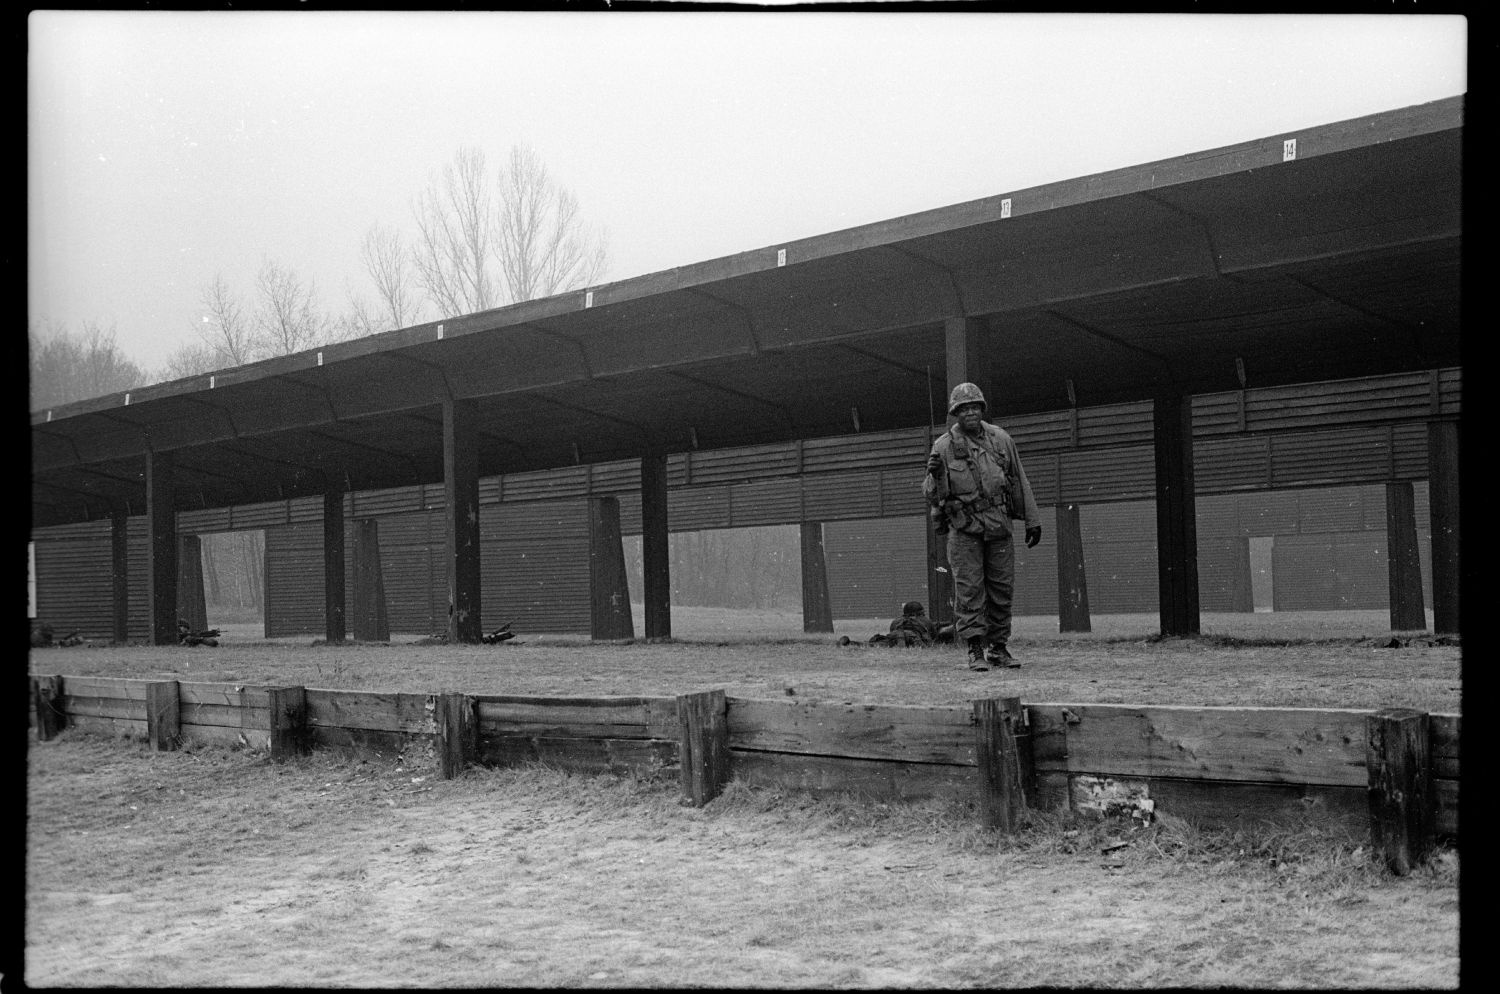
[946,528,1015,645]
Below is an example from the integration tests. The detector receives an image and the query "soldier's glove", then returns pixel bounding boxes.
[926,453,944,478]
[1025,525,1042,548]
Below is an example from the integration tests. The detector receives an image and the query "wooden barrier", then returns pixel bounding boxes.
[27,675,1461,860]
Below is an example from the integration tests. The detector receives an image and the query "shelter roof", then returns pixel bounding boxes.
[31,97,1463,528]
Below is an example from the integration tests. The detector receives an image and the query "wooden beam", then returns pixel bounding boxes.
[1427,421,1460,635]
[1055,503,1091,633]
[1367,707,1434,875]
[589,496,634,640]
[31,676,66,741]
[1385,481,1426,632]
[323,484,347,643]
[926,513,955,625]
[443,400,482,643]
[1153,393,1200,636]
[268,686,310,761]
[352,519,390,642]
[435,693,476,780]
[176,534,208,633]
[640,452,671,640]
[145,449,178,646]
[678,690,729,807]
[110,503,130,643]
[944,316,983,409]
[146,681,181,752]
[800,521,833,634]
[974,697,1026,833]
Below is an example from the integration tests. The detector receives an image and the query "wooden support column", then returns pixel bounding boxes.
[176,534,208,634]
[1367,707,1433,875]
[323,484,347,643]
[677,689,729,807]
[640,451,672,640]
[1427,422,1460,635]
[30,675,66,741]
[268,686,309,761]
[589,496,635,640]
[145,450,179,646]
[926,516,955,625]
[352,519,390,642]
[434,693,476,780]
[800,521,833,634]
[1152,393,1200,636]
[1226,537,1254,613]
[1055,503,1091,633]
[1385,482,1427,632]
[443,399,482,643]
[944,316,984,403]
[974,696,1027,832]
[146,681,181,752]
[110,503,130,643]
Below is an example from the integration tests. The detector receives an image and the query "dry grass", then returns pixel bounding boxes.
[29,607,1461,713]
[25,734,1458,989]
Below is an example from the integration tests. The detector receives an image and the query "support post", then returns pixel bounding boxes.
[434,693,476,780]
[641,451,672,640]
[1367,707,1434,875]
[268,686,310,761]
[443,400,482,643]
[944,316,984,402]
[588,496,635,640]
[800,521,833,634]
[352,519,390,642]
[1055,503,1091,633]
[1427,422,1460,635]
[1226,537,1254,613]
[973,696,1026,832]
[1385,481,1427,632]
[146,680,181,752]
[677,689,729,807]
[1152,392,1200,636]
[926,514,955,626]
[146,450,179,646]
[31,675,66,741]
[110,503,130,643]
[177,534,208,634]
[323,484,347,643]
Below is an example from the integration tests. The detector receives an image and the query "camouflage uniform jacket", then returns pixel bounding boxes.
[923,422,1041,538]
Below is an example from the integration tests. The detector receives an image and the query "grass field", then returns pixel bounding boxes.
[25,607,1462,988]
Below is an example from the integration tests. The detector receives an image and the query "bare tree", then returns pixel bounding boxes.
[159,340,221,381]
[411,146,496,317]
[361,223,422,329]
[496,145,609,302]
[254,258,330,356]
[197,274,256,367]
[28,319,147,410]
[407,144,609,319]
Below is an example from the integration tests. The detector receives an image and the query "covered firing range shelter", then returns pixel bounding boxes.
[31,97,1463,644]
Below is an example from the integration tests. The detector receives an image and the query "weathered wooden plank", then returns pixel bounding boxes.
[31,675,66,740]
[305,690,438,733]
[1029,703,1371,786]
[146,681,181,752]
[1367,708,1433,875]
[435,693,475,780]
[479,719,656,740]
[1145,777,1369,833]
[974,698,1025,832]
[59,677,152,701]
[476,734,676,774]
[679,690,729,807]
[178,682,276,708]
[1430,713,1459,780]
[475,697,678,737]
[726,697,975,765]
[178,702,272,730]
[729,749,975,802]
[65,714,148,737]
[1435,778,1458,838]
[269,687,310,761]
[179,723,271,751]
[63,696,147,721]
[310,725,422,758]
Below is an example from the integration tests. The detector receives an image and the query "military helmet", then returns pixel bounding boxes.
[947,382,986,415]
[901,600,925,617]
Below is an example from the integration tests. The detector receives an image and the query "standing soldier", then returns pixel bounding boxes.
[924,382,1042,671]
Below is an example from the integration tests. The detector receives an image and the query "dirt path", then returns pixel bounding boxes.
[24,737,1458,989]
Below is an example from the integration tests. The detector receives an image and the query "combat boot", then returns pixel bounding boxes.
[966,636,989,671]
[985,642,1021,669]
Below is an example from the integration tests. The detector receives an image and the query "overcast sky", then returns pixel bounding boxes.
[28,11,1467,375]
